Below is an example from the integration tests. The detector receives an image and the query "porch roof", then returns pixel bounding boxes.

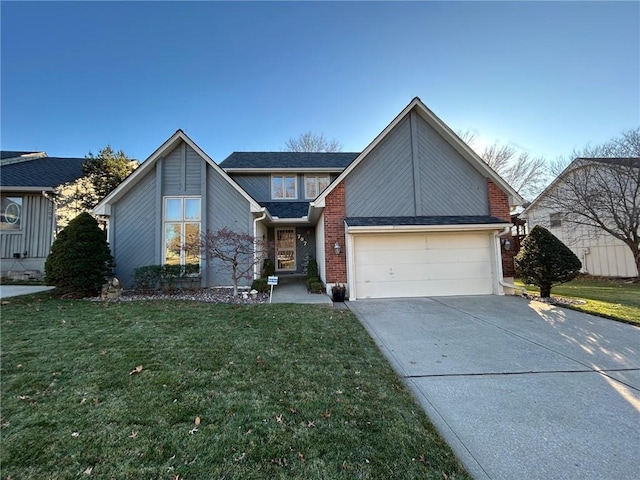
[261,202,310,219]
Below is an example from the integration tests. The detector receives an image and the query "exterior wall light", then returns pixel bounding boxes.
[334,242,341,255]
[501,238,512,251]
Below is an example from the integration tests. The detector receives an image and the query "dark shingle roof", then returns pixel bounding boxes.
[578,157,640,168]
[261,202,309,218]
[220,152,359,169]
[1,151,44,160]
[345,216,509,227]
[1,157,86,188]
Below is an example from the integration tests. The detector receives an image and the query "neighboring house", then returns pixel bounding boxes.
[94,97,524,299]
[1,151,87,277]
[523,157,639,278]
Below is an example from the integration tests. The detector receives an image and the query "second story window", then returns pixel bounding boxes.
[305,175,330,199]
[271,175,297,199]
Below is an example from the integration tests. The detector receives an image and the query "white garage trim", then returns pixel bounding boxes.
[347,225,508,300]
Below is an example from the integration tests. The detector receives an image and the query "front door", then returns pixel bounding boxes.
[276,228,296,271]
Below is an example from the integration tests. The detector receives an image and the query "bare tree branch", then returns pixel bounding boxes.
[189,227,270,295]
[285,131,342,152]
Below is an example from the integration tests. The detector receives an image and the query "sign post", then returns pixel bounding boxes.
[267,276,278,304]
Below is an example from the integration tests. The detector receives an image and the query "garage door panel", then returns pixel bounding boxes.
[357,249,430,265]
[425,247,490,264]
[353,232,495,299]
[356,234,426,251]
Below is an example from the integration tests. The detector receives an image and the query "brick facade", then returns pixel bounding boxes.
[488,179,516,277]
[323,182,347,284]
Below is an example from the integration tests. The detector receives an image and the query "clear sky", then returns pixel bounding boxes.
[1,1,638,164]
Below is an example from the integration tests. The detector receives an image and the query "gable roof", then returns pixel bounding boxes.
[1,156,86,191]
[93,130,262,216]
[220,152,358,171]
[522,156,640,215]
[313,97,524,208]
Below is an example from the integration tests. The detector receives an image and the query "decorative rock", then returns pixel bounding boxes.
[101,277,123,301]
[250,289,258,295]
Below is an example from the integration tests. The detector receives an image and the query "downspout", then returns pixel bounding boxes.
[494,226,528,296]
[253,208,267,280]
[42,190,58,243]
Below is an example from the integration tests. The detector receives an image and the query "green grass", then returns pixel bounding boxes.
[516,276,640,325]
[0,294,469,480]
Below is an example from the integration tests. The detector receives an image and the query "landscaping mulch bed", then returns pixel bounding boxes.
[96,288,269,304]
[519,293,586,307]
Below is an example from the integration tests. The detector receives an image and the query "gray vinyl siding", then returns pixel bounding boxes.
[416,114,488,215]
[0,194,54,272]
[112,169,157,287]
[345,112,488,218]
[345,115,415,217]
[295,227,316,273]
[162,143,202,196]
[231,175,270,202]
[109,139,259,288]
[206,167,253,286]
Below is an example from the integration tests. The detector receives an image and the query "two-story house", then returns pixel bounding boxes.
[94,98,523,299]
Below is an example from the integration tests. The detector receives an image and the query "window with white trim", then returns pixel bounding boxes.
[1,196,22,231]
[304,175,330,199]
[550,212,562,228]
[271,175,297,199]
[164,197,201,266]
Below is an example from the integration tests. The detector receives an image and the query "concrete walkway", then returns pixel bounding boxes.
[0,285,54,299]
[270,276,333,305]
[348,296,640,480]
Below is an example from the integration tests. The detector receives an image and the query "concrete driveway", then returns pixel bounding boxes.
[348,296,640,480]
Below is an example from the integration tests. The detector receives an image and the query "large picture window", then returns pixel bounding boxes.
[305,175,330,199]
[164,197,201,266]
[1,196,22,230]
[271,175,297,199]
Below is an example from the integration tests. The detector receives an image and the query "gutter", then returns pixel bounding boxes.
[347,223,511,234]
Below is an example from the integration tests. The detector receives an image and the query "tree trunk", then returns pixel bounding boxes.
[540,283,552,298]
[232,270,238,296]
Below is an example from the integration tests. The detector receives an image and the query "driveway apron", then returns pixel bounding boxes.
[348,296,640,480]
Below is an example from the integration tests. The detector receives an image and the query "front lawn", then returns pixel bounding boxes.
[0,295,469,479]
[516,276,640,325]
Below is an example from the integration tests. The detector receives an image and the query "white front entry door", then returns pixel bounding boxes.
[276,228,296,271]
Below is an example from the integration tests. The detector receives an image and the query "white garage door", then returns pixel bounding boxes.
[353,232,494,299]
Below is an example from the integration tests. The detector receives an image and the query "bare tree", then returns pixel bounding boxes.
[541,128,640,278]
[285,131,342,152]
[194,227,269,295]
[457,130,548,201]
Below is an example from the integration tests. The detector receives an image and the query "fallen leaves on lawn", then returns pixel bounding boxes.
[195,416,201,426]
[129,431,138,439]
[276,414,283,424]
[129,365,143,375]
[323,410,331,419]
[256,355,264,366]
[297,452,305,462]
[83,466,93,475]
[307,420,315,428]
[72,432,80,437]
[270,458,287,468]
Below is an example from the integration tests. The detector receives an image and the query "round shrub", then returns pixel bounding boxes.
[515,225,581,298]
[45,212,113,297]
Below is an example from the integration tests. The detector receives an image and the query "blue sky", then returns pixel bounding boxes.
[2,1,638,163]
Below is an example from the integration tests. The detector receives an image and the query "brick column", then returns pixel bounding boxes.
[324,182,347,284]
[488,180,516,277]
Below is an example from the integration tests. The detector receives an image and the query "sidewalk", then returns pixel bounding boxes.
[0,285,54,299]
[270,276,333,305]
